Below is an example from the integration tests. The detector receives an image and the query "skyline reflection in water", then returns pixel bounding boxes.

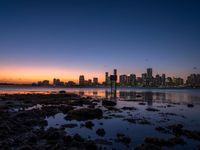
[0,86,200,105]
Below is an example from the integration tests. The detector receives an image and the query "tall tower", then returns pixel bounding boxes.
[105,72,109,85]
[79,75,85,86]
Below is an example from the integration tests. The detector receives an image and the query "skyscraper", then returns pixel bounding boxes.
[129,74,136,86]
[161,74,166,86]
[147,68,153,86]
[93,77,98,85]
[119,75,128,86]
[79,75,85,86]
[147,68,153,78]
[105,72,110,86]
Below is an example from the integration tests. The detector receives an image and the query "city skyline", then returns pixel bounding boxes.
[0,67,198,84]
[1,0,200,83]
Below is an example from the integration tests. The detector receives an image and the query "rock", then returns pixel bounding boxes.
[187,104,194,108]
[138,102,146,105]
[134,143,161,150]
[136,95,142,98]
[17,145,33,150]
[59,105,74,114]
[94,139,112,145]
[121,107,137,111]
[146,108,160,112]
[84,141,98,150]
[85,121,94,129]
[96,128,106,137]
[155,127,169,133]
[144,137,186,147]
[59,90,66,94]
[124,118,151,125]
[102,100,116,106]
[65,108,103,121]
[116,133,131,145]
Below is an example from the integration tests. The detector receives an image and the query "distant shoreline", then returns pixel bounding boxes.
[0,83,199,90]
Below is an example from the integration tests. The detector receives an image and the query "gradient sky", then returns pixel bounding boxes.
[0,0,200,83]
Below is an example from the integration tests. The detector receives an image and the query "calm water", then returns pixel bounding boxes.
[1,85,200,104]
[1,85,200,149]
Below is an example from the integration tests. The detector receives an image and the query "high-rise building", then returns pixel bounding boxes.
[114,69,117,81]
[129,74,136,86]
[53,78,61,86]
[161,74,166,86]
[142,73,147,86]
[93,77,98,85]
[119,75,128,86]
[146,68,153,86]
[147,68,153,78]
[105,72,110,86]
[79,75,85,86]
[186,74,200,87]
[155,74,162,87]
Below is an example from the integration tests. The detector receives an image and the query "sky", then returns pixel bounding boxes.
[0,0,200,83]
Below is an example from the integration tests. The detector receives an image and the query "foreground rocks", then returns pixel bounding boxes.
[65,108,103,121]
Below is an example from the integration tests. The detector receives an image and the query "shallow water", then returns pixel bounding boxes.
[1,85,200,149]
[45,100,200,150]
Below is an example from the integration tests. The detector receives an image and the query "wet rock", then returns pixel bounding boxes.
[44,127,65,141]
[134,143,161,150]
[144,137,186,147]
[138,102,146,105]
[182,129,200,141]
[121,107,137,111]
[187,104,194,108]
[155,127,169,134]
[146,108,160,112]
[59,105,74,114]
[17,145,33,150]
[61,123,78,128]
[84,121,94,129]
[136,95,142,98]
[102,100,116,107]
[65,108,103,121]
[59,90,66,94]
[167,124,184,136]
[124,117,151,125]
[84,140,98,150]
[96,128,106,137]
[116,133,131,145]
[106,106,121,112]
[197,145,200,150]
[94,139,112,145]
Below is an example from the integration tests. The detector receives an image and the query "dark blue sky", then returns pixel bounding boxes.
[0,0,200,82]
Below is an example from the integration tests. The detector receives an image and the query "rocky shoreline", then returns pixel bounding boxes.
[0,93,200,150]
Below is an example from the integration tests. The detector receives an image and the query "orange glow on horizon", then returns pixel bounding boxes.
[0,66,105,84]
[0,65,189,84]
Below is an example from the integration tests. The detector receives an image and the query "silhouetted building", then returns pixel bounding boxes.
[53,78,61,86]
[129,74,136,86]
[119,75,128,86]
[105,72,110,86]
[88,79,92,86]
[66,81,76,87]
[79,75,85,86]
[155,74,162,87]
[166,77,173,86]
[161,74,166,86]
[142,73,147,86]
[38,80,49,86]
[146,68,153,86]
[186,74,200,87]
[93,77,98,86]
[173,77,184,86]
